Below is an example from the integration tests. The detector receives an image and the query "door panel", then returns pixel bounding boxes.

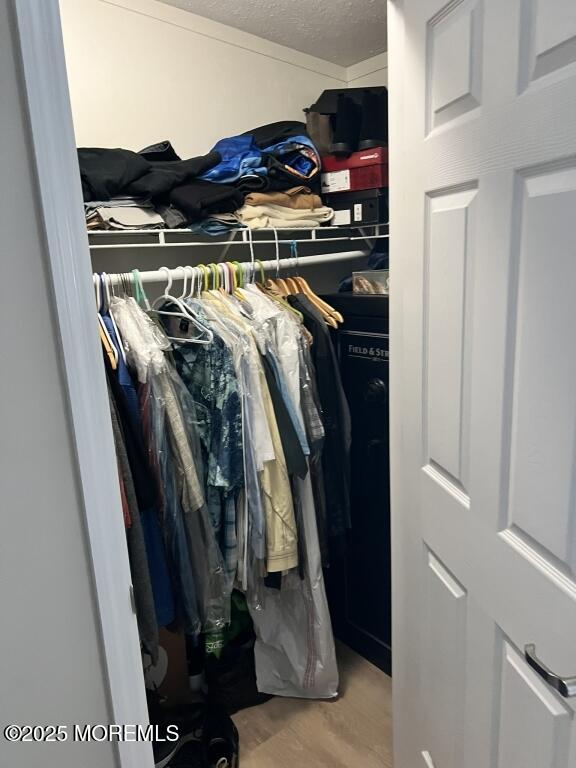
[425,187,476,490]
[427,0,483,132]
[498,642,572,768]
[389,0,576,766]
[507,164,576,573]
[520,0,576,87]
[421,551,467,768]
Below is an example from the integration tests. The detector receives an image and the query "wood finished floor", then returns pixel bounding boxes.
[233,643,393,767]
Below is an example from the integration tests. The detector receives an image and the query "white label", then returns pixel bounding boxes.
[353,203,363,221]
[333,208,352,226]
[321,169,351,192]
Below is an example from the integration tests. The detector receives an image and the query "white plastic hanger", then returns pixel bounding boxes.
[151,266,213,345]
[102,272,127,365]
[247,228,256,284]
[176,265,189,300]
[94,272,119,369]
[184,266,195,300]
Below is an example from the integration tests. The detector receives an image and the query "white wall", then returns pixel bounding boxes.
[0,2,115,767]
[347,53,388,88]
[59,0,348,157]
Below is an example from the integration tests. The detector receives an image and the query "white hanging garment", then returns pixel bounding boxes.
[249,469,339,699]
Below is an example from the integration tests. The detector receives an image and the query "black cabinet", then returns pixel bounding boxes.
[323,295,391,674]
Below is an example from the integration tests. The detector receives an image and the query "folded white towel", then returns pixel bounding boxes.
[237,203,334,230]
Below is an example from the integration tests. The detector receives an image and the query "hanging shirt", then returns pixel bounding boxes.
[107,380,158,662]
[287,294,352,539]
[168,326,243,590]
[199,292,298,573]
[241,285,310,456]
[181,299,266,586]
[111,296,230,632]
[105,345,175,630]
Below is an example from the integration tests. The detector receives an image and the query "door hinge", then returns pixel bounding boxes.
[129,585,137,615]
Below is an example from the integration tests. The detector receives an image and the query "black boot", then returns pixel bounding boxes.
[305,110,332,156]
[330,94,362,156]
[358,90,388,150]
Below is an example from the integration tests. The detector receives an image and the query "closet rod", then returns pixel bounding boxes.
[89,233,389,250]
[103,249,369,286]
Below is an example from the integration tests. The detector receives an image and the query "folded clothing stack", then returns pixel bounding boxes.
[79,126,330,232]
[238,185,333,229]
[238,204,333,229]
[243,185,322,209]
[85,197,164,230]
[79,142,241,230]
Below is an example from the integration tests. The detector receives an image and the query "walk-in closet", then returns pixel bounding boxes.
[5,1,576,768]
[56,0,390,765]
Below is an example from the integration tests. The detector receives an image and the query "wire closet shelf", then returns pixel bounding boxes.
[88,222,389,250]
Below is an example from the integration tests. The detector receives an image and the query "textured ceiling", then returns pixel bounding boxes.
[156,0,387,66]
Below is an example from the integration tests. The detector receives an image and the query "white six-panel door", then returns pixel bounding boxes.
[389,1,576,766]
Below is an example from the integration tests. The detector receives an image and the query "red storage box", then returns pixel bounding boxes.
[321,147,389,193]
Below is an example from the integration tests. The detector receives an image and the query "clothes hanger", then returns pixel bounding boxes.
[225,262,237,295]
[196,261,245,340]
[283,254,300,295]
[284,244,338,327]
[181,264,218,326]
[204,264,228,310]
[264,229,290,295]
[94,272,118,370]
[151,266,214,345]
[177,264,189,301]
[132,268,151,310]
[98,321,117,370]
[224,263,235,295]
[93,272,100,310]
[218,263,229,294]
[241,229,263,290]
[184,265,203,302]
[184,266,197,300]
[217,263,229,296]
[102,272,127,365]
[94,273,112,366]
[207,262,222,297]
[196,263,209,295]
[250,234,304,321]
[231,261,242,289]
[274,240,299,296]
[97,273,120,366]
[289,241,343,326]
[255,259,266,285]
[230,262,245,300]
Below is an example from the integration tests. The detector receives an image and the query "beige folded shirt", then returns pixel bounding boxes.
[238,203,334,230]
[244,186,323,210]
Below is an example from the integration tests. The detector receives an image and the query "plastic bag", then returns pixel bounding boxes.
[249,472,338,698]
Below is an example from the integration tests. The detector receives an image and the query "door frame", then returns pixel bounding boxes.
[12,2,152,766]
[387,1,420,765]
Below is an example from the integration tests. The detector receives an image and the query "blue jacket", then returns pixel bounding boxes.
[200,132,320,185]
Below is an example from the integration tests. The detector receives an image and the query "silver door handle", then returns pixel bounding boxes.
[524,645,576,698]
